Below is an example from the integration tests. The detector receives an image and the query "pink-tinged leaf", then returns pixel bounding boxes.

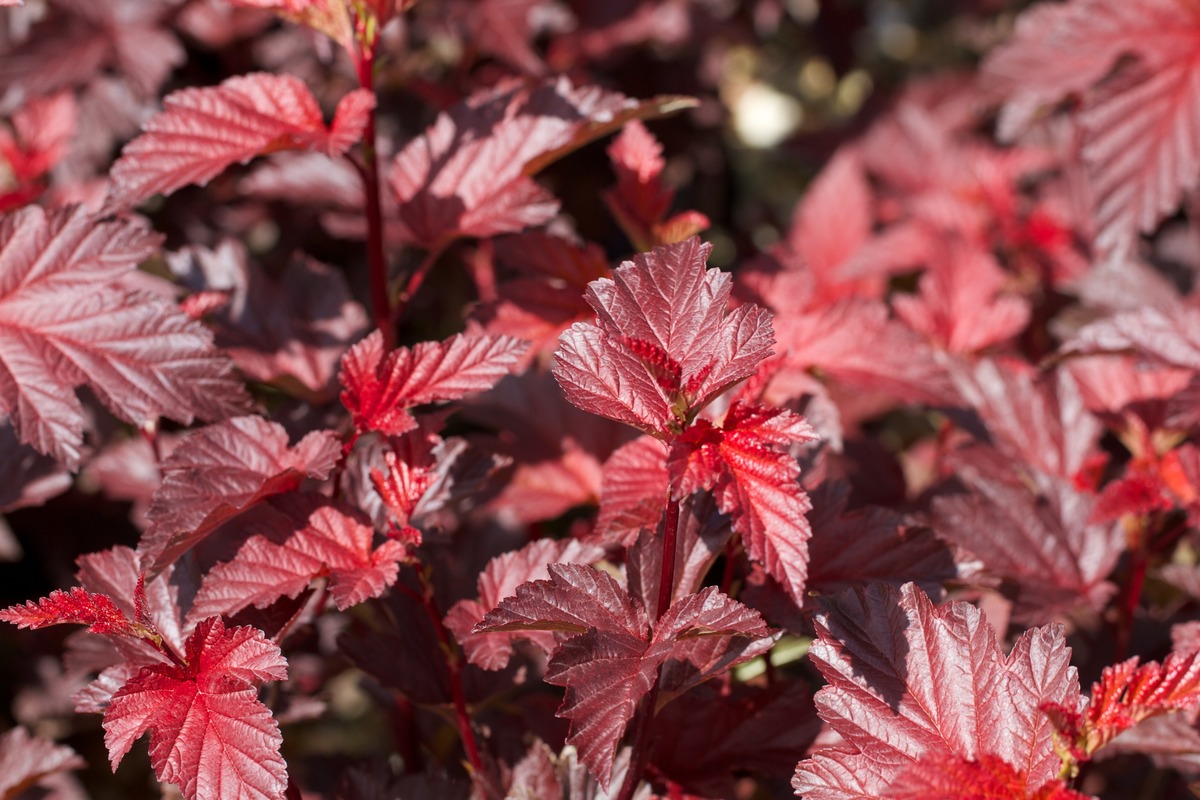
[168,240,369,402]
[476,563,646,639]
[445,539,606,670]
[339,329,528,436]
[103,617,288,800]
[932,448,1122,624]
[1064,305,1200,371]
[389,76,692,248]
[886,753,1093,800]
[225,0,354,50]
[595,434,669,545]
[0,587,135,636]
[793,583,1081,800]
[983,0,1200,252]
[139,416,342,573]
[1043,650,1200,762]
[0,205,250,469]
[893,237,1030,354]
[668,402,817,604]
[106,73,374,210]
[0,726,85,799]
[554,237,775,437]
[189,494,405,623]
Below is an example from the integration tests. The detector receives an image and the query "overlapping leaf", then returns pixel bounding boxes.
[339,329,527,436]
[107,73,374,210]
[476,563,772,787]
[554,236,774,437]
[388,76,692,248]
[0,726,85,799]
[188,493,407,624]
[139,416,342,573]
[793,583,1082,799]
[103,617,288,800]
[668,402,817,603]
[0,205,249,469]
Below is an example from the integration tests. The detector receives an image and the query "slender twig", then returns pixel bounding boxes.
[393,240,449,324]
[352,31,393,349]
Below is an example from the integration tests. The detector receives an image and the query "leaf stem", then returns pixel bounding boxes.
[353,35,393,349]
[394,240,449,324]
[655,496,681,620]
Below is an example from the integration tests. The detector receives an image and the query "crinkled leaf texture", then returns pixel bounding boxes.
[444,538,606,670]
[0,587,138,637]
[103,617,288,800]
[338,328,527,435]
[476,563,773,788]
[107,72,374,210]
[983,0,1200,253]
[0,726,85,799]
[388,76,692,248]
[139,416,342,574]
[793,583,1082,800]
[188,493,406,624]
[0,205,249,469]
[885,753,1092,800]
[554,236,774,438]
[669,402,817,604]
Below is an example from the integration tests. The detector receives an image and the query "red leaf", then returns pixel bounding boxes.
[107,73,374,210]
[339,329,528,436]
[477,564,771,787]
[189,493,406,623]
[168,240,369,402]
[0,205,250,469]
[388,76,692,248]
[1065,305,1200,371]
[886,753,1093,800]
[139,416,342,573]
[103,617,288,800]
[1043,650,1200,761]
[0,727,85,799]
[444,538,605,670]
[793,583,1081,800]
[983,0,1200,252]
[0,587,136,636]
[595,434,669,546]
[554,237,775,437]
[668,402,817,603]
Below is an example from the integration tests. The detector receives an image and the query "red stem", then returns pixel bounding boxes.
[1116,519,1149,661]
[353,37,393,349]
[393,240,448,323]
[655,496,681,620]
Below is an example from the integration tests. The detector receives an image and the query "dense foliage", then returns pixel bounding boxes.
[3,1,1200,798]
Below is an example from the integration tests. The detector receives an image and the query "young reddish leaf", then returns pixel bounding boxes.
[793,583,1081,800]
[0,205,250,469]
[226,0,355,51]
[886,753,1093,800]
[388,77,692,248]
[444,538,605,670]
[103,617,288,800]
[554,237,775,437]
[0,587,136,636]
[0,726,85,799]
[106,73,374,210]
[339,329,527,436]
[1042,650,1200,762]
[668,402,817,604]
[188,493,406,623]
[477,564,771,787]
[168,240,369,402]
[139,416,342,573]
[595,434,669,546]
[984,0,1200,252]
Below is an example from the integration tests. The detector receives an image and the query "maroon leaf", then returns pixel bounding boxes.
[339,329,528,436]
[0,421,70,514]
[189,493,407,624]
[103,617,288,800]
[388,77,691,248]
[477,564,771,787]
[0,205,249,469]
[793,583,1081,799]
[554,237,775,437]
[668,402,817,603]
[168,240,369,402]
[444,538,605,670]
[595,434,669,546]
[107,73,374,210]
[0,726,85,799]
[139,416,342,573]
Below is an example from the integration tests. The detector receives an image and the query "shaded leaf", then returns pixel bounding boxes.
[0,727,85,800]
